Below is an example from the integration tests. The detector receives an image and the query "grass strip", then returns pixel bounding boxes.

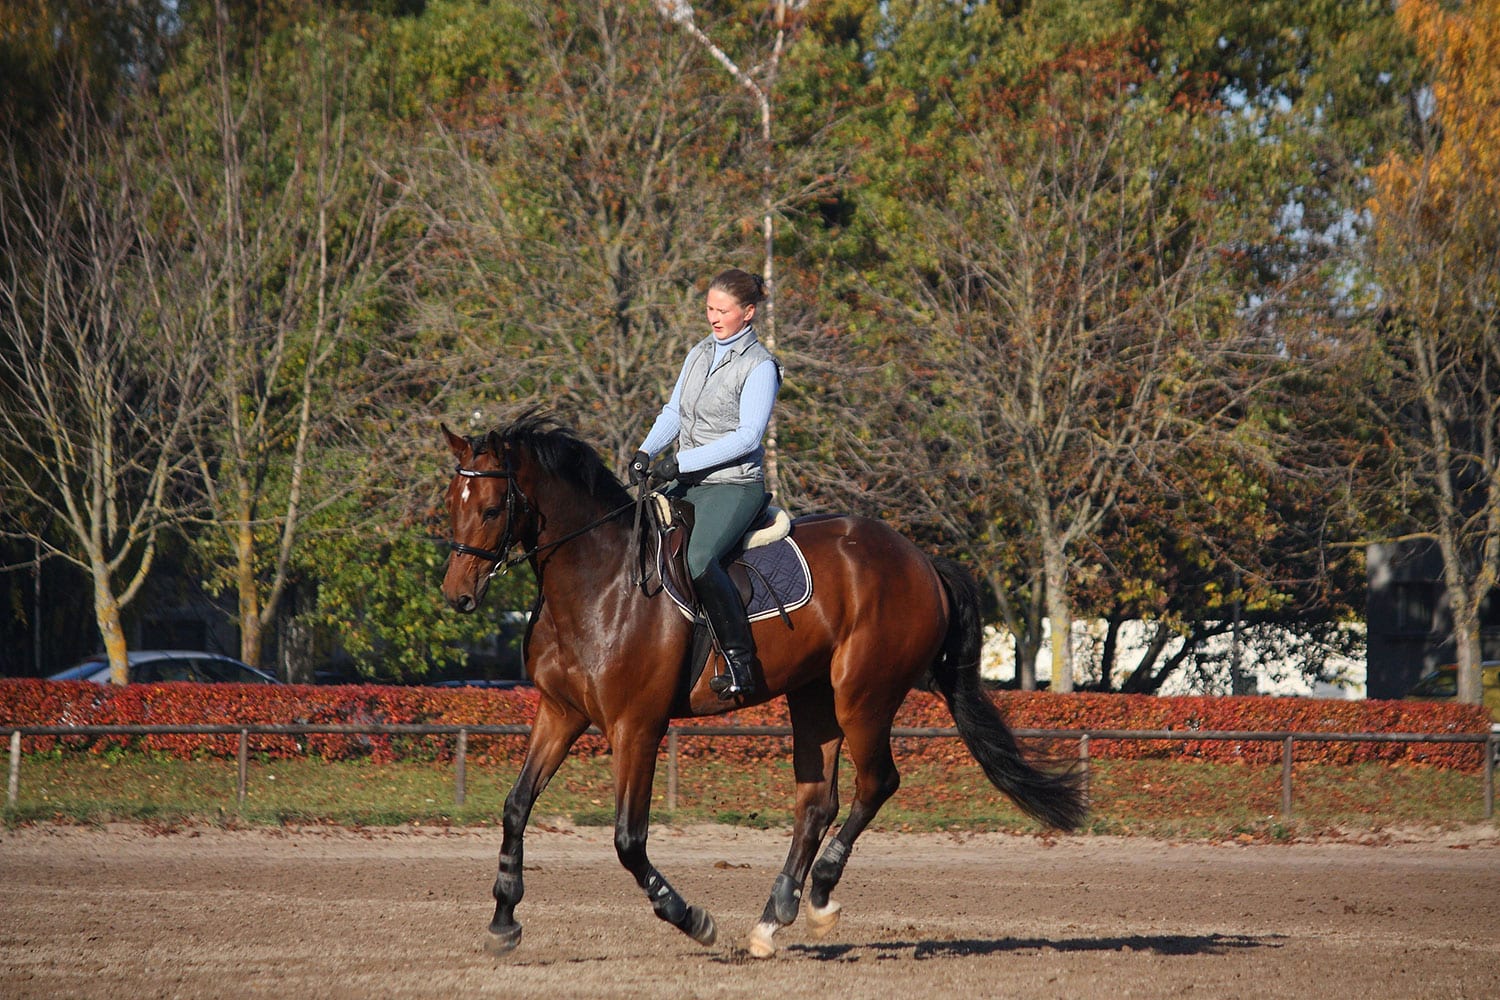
[4,750,1492,839]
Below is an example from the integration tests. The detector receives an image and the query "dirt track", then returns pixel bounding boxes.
[3,821,1499,999]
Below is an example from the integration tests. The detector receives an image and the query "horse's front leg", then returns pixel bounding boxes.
[611,726,717,946]
[488,697,588,954]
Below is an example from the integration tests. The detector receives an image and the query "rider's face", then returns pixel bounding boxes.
[706,288,755,341]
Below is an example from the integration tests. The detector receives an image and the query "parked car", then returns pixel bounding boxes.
[1403,661,1500,723]
[47,650,281,685]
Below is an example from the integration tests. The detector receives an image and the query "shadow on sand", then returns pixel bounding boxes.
[764,931,1286,963]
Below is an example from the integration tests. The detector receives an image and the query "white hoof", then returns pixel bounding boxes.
[806,900,842,939]
[747,921,779,959]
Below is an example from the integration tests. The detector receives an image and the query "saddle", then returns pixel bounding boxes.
[645,492,810,713]
[648,492,793,611]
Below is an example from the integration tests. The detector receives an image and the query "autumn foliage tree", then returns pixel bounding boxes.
[1364,0,1500,706]
[887,40,1287,692]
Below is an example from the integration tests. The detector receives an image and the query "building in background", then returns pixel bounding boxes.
[1364,541,1500,700]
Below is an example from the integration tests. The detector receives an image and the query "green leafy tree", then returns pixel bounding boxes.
[295,496,532,681]
[1080,441,1366,694]
[142,2,416,671]
[789,1,1411,693]
[884,39,1287,691]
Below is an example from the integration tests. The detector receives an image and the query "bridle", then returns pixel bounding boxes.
[448,463,530,577]
[447,455,640,580]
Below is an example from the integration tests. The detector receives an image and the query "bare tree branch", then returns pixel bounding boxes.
[0,86,212,682]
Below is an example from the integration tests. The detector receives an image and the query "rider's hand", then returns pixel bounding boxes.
[651,453,679,484]
[628,451,651,485]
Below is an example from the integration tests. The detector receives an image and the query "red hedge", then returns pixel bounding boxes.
[0,680,540,765]
[0,680,1490,770]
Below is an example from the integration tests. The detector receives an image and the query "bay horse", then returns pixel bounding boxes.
[440,412,1085,958]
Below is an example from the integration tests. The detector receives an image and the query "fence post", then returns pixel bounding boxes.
[7,730,20,810]
[1281,736,1294,817]
[1078,733,1091,806]
[236,730,248,808]
[1484,731,1494,821]
[667,728,679,813]
[455,728,468,808]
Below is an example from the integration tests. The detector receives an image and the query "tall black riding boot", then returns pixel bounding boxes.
[694,564,758,699]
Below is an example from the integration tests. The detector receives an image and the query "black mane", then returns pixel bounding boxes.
[479,410,633,511]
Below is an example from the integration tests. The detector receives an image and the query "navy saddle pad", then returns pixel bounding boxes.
[659,535,813,623]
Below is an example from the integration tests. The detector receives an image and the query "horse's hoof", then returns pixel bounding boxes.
[806,900,841,939]
[484,922,523,955]
[747,921,779,959]
[683,905,717,946]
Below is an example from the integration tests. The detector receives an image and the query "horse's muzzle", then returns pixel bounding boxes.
[442,570,487,613]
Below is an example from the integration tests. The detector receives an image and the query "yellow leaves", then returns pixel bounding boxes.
[1372,0,1500,220]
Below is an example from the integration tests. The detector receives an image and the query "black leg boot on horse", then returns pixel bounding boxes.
[695,562,757,699]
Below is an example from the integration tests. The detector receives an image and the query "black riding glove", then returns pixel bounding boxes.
[628,450,651,485]
[651,453,679,484]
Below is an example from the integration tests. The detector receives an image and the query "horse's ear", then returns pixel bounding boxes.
[441,423,470,463]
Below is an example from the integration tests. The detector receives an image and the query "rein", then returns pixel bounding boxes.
[449,463,637,578]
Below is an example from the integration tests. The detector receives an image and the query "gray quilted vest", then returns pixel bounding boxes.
[677,329,779,485]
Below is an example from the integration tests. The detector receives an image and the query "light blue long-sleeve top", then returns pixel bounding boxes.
[638,325,780,475]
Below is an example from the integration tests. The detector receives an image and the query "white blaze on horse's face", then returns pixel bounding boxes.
[450,471,496,550]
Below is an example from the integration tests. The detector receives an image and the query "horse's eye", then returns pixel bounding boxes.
[483,506,504,521]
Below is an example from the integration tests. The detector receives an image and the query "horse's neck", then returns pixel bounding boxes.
[528,488,633,583]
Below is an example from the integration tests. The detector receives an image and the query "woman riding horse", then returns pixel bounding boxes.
[630,267,778,700]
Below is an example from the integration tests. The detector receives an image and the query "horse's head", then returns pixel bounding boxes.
[441,424,529,613]
[441,412,635,612]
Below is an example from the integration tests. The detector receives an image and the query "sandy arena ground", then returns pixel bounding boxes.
[2,821,1498,999]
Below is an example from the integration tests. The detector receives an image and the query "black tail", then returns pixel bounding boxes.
[928,557,1088,831]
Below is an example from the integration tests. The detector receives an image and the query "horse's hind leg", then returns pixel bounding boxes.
[806,719,902,940]
[488,698,588,955]
[748,683,843,959]
[611,725,717,947]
